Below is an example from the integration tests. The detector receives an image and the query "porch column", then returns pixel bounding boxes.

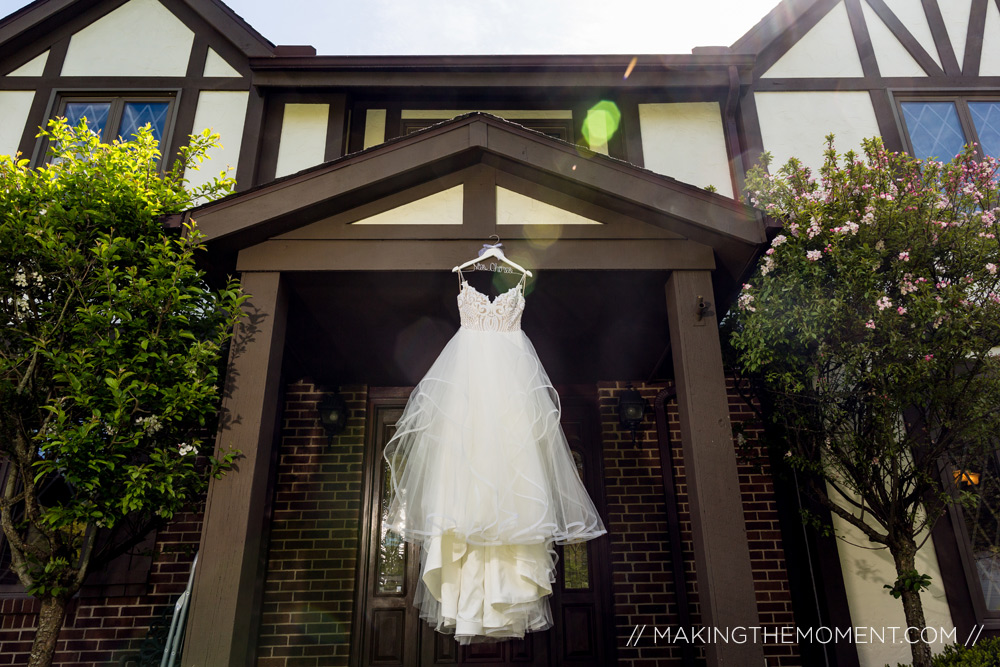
[183,271,288,667]
[665,270,764,666]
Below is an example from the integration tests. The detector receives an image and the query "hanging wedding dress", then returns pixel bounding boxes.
[383,270,607,643]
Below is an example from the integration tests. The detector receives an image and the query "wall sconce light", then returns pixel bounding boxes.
[953,469,981,486]
[318,392,349,443]
[618,384,648,446]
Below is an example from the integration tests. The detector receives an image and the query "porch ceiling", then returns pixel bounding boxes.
[283,270,674,387]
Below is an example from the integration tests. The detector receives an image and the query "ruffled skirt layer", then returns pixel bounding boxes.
[384,327,606,643]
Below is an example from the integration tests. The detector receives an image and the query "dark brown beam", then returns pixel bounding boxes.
[183,271,288,667]
[235,239,716,272]
[665,270,764,667]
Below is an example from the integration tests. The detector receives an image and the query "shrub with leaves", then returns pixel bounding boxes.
[0,119,244,667]
[729,137,1000,667]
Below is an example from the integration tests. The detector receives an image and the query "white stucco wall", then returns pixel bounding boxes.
[62,0,193,77]
[882,0,941,68]
[185,91,249,192]
[496,187,602,226]
[274,104,329,178]
[942,0,973,70]
[829,496,955,667]
[0,91,35,156]
[203,48,241,78]
[350,185,463,225]
[754,91,880,173]
[862,2,927,77]
[981,0,1000,76]
[7,50,47,77]
[637,102,733,197]
[763,1,864,78]
[363,109,386,149]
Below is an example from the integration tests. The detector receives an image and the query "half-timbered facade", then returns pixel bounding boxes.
[0,1,998,665]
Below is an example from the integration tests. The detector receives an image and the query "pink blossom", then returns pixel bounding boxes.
[766,248,775,255]
[987,263,997,275]
[898,251,910,262]
[865,320,876,329]
[897,306,907,315]
[924,354,934,361]
[772,234,787,247]
[876,296,893,311]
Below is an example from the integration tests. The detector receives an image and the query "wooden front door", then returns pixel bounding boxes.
[351,388,613,667]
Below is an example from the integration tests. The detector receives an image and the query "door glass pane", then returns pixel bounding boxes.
[901,102,967,161]
[564,449,591,590]
[377,430,406,596]
[119,101,170,144]
[955,447,1000,610]
[63,102,111,137]
[970,101,1000,159]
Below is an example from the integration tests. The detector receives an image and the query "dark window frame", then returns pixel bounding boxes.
[894,93,1000,160]
[34,90,181,167]
[940,448,1000,629]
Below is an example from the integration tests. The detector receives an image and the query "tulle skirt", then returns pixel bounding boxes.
[383,326,607,643]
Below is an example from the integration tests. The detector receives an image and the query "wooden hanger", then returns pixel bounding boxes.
[452,236,533,277]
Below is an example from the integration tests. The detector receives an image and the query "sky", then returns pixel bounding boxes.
[0,0,782,55]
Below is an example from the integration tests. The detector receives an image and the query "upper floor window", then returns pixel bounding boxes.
[898,98,1000,161]
[56,95,175,145]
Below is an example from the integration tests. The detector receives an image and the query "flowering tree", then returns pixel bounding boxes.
[730,137,1000,667]
[0,120,244,667]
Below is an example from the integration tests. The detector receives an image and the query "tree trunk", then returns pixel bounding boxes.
[891,538,932,667]
[28,596,68,667]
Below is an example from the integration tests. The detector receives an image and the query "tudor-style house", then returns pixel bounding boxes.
[1,0,999,665]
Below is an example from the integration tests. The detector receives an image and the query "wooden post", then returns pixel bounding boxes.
[665,270,764,666]
[183,271,287,667]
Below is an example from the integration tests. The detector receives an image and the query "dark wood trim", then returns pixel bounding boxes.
[250,53,755,71]
[235,239,716,273]
[752,0,841,76]
[738,85,766,182]
[864,0,945,76]
[183,271,288,667]
[664,271,764,667]
[653,387,696,667]
[963,0,989,77]
[723,66,746,198]
[461,164,496,239]
[235,86,266,190]
[250,69,742,91]
[845,0,881,78]
[618,96,644,168]
[921,0,962,76]
[253,96,284,186]
[870,89,905,152]
[157,0,262,75]
[324,94,347,162]
[16,35,67,161]
[165,36,208,176]
[751,76,1000,90]
[0,76,249,91]
[932,504,982,637]
[383,103,402,143]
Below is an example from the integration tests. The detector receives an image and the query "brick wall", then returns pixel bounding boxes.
[599,380,801,667]
[255,382,367,667]
[0,512,202,666]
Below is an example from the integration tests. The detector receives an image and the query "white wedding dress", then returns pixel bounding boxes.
[383,271,607,643]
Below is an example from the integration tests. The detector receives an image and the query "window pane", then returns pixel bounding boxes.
[63,102,111,137]
[563,449,591,590]
[901,102,967,161]
[377,426,406,596]
[955,449,1000,610]
[970,102,1000,159]
[119,102,170,144]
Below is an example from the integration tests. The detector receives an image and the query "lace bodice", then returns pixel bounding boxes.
[457,278,525,332]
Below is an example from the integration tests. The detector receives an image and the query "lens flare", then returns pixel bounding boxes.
[581,101,621,153]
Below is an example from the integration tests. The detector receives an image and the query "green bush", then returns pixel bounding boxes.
[888,638,1000,666]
